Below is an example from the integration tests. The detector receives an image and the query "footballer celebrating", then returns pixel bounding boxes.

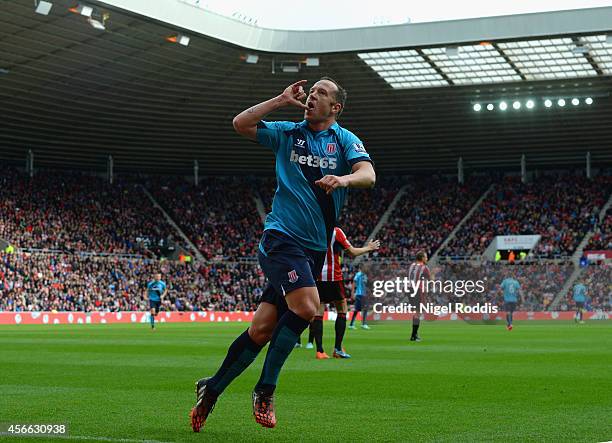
[190,77,375,431]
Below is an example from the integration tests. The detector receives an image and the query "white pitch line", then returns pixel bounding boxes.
[1,434,174,443]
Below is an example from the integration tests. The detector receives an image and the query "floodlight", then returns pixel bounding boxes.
[88,18,105,30]
[69,4,93,17]
[35,1,53,15]
[167,34,190,46]
[281,63,300,73]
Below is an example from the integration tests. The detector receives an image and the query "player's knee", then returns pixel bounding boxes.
[249,322,274,344]
[292,301,318,321]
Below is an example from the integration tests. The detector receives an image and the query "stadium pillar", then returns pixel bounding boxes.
[521,154,527,184]
[194,160,199,186]
[586,151,592,180]
[26,149,34,178]
[457,157,464,184]
[107,155,114,184]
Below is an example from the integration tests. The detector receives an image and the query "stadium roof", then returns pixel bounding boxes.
[1,1,612,174]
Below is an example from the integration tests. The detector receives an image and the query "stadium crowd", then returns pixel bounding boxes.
[441,174,610,258]
[148,177,262,260]
[0,252,263,312]
[377,176,490,258]
[564,264,611,311]
[0,169,177,256]
[585,208,612,251]
[1,168,611,314]
[434,261,572,310]
[365,260,573,311]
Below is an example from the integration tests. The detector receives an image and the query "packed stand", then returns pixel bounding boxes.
[562,264,611,311]
[441,174,611,258]
[433,261,572,310]
[0,169,178,256]
[148,177,262,260]
[360,260,571,311]
[377,176,490,259]
[337,176,402,247]
[0,252,264,312]
[585,208,612,251]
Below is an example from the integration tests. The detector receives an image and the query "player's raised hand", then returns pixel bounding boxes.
[367,239,381,251]
[315,175,349,195]
[280,80,308,109]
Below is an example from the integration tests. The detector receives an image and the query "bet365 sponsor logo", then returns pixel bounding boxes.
[290,150,337,169]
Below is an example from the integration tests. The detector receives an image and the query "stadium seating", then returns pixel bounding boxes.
[365,260,572,311]
[435,261,573,310]
[377,176,490,258]
[1,169,610,314]
[441,174,610,258]
[562,264,611,311]
[585,208,612,251]
[148,176,262,260]
[0,169,177,256]
[0,252,263,312]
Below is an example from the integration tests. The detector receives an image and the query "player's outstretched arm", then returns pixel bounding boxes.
[232,80,309,141]
[315,161,375,194]
[347,239,380,258]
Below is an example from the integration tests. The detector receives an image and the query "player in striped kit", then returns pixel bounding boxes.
[408,250,431,342]
[312,227,380,359]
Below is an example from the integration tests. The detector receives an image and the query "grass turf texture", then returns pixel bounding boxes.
[1,321,611,442]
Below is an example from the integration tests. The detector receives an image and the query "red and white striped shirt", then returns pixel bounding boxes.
[319,227,352,282]
[408,262,431,297]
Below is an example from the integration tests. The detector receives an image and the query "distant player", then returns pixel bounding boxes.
[146,273,167,330]
[501,275,521,331]
[349,264,370,329]
[572,282,587,324]
[408,250,431,342]
[312,229,380,359]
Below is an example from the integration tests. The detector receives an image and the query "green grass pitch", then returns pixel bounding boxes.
[1,321,611,442]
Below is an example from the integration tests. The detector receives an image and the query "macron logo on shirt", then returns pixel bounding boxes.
[290,150,337,169]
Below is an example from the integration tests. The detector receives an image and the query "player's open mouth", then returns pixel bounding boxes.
[306,101,315,110]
